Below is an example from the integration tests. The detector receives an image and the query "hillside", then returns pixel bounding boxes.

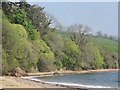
[2,1,118,75]
[92,37,118,53]
[56,31,118,53]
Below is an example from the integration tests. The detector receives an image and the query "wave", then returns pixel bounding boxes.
[24,76,115,88]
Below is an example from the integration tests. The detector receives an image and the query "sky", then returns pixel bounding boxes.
[31,2,118,36]
[9,0,118,36]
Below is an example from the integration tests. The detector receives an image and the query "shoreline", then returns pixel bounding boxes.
[2,69,119,88]
[2,76,65,88]
[28,69,119,76]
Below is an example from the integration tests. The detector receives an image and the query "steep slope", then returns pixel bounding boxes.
[2,17,57,74]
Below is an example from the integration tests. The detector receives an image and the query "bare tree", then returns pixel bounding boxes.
[67,24,92,47]
[67,24,92,69]
[46,13,63,30]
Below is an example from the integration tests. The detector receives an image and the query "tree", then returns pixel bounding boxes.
[2,2,36,40]
[2,1,118,74]
[2,1,51,38]
[63,40,80,70]
[103,33,109,39]
[109,35,117,41]
[96,31,103,37]
[23,4,51,36]
[46,13,63,30]
[67,24,92,46]
[67,24,92,70]
[92,47,104,69]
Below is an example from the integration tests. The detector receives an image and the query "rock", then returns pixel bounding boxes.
[15,72,23,77]
[15,67,28,77]
[53,72,60,76]
[8,72,15,76]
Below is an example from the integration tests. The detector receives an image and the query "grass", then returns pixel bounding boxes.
[56,31,118,53]
[55,30,71,40]
[92,37,118,53]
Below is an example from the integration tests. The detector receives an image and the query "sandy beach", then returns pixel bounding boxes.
[1,69,119,88]
[2,76,66,88]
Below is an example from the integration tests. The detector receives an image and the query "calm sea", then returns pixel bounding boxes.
[31,71,119,88]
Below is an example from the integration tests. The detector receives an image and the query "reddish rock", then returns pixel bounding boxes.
[15,67,28,77]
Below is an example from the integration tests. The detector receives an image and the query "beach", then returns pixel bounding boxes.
[28,69,119,76]
[1,69,119,88]
[2,76,66,88]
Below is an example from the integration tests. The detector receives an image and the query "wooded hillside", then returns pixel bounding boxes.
[1,1,119,75]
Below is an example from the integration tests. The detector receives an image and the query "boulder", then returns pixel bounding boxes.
[15,67,28,77]
[53,72,60,76]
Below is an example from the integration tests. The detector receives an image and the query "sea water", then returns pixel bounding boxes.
[31,71,119,88]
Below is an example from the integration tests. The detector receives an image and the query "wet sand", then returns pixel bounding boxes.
[2,76,66,88]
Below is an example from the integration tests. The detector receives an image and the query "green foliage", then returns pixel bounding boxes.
[55,31,71,40]
[92,47,104,69]
[63,40,80,70]
[37,52,56,72]
[42,31,64,62]
[93,37,118,53]
[13,9,27,24]
[2,1,118,75]
[2,18,57,73]
[2,49,9,75]
[12,9,36,40]
[54,60,63,70]
[2,19,31,72]
[57,31,118,53]
[64,40,79,56]
[2,2,36,40]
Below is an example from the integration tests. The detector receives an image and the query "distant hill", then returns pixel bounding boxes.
[92,37,118,53]
[55,31,118,53]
